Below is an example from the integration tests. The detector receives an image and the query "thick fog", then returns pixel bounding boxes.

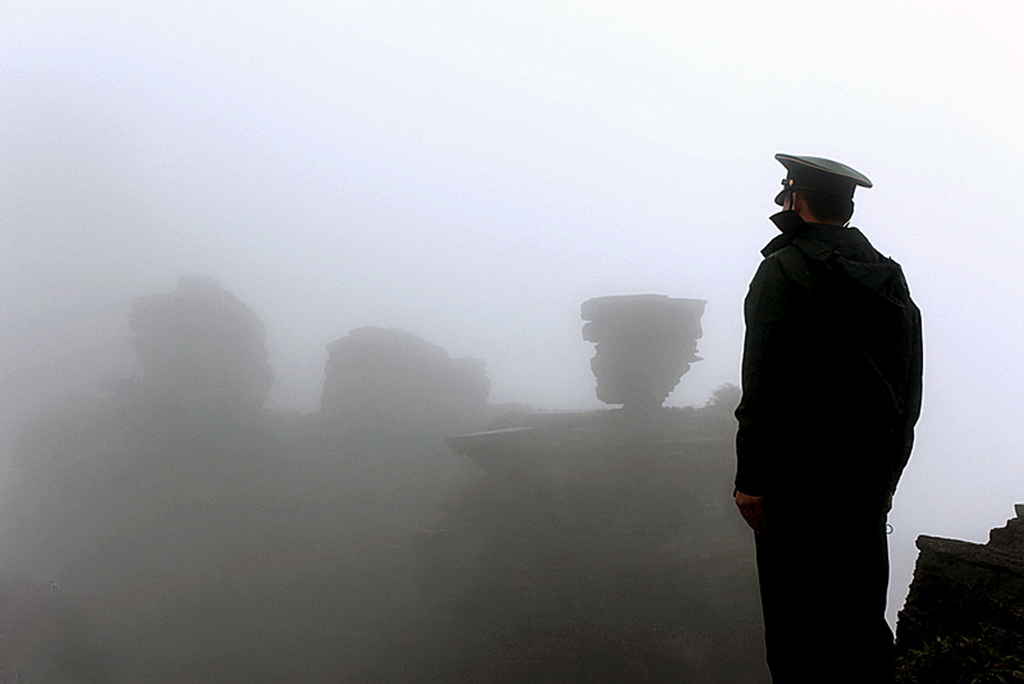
[2,1,1023,678]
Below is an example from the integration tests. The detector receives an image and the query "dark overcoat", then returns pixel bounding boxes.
[734,210,923,503]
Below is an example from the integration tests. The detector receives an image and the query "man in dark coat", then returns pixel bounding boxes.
[734,154,923,682]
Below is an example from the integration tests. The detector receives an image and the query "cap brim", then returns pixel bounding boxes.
[775,153,872,188]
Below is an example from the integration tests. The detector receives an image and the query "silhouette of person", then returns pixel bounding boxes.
[733,154,923,682]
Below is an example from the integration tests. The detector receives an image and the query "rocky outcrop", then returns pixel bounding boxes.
[581,295,706,409]
[393,405,766,682]
[896,504,1024,654]
[129,275,273,411]
[321,326,489,433]
[350,294,758,682]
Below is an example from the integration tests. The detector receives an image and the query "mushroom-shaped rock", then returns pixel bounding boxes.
[582,294,706,409]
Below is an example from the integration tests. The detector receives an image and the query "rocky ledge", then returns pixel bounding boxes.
[897,504,1024,655]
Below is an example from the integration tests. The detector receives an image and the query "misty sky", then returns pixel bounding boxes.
[2,1,1023,621]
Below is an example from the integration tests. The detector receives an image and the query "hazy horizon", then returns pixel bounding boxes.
[2,0,1023,631]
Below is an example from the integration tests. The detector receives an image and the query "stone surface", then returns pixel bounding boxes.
[896,504,1024,655]
[581,295,706,408]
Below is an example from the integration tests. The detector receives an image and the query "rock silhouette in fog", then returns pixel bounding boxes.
[378,295,766,683]
[0,294,480,682]
[0,285,765,683]
[129,275,273,411]
[321,326,489,432]
[581,294,706,409]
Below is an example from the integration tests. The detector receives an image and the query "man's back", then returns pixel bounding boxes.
[735,211,923,500]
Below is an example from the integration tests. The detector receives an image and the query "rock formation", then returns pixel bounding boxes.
[381,293,763,682]
[581,295,706,409]
[321,326,489,432]
[129,275,273,411]
[397,401,765,684]
[897,504,1024,655]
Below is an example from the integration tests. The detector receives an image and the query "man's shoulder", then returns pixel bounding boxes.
[759,243,816,290]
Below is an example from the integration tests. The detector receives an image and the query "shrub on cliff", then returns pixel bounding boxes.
[896,636,1024,683]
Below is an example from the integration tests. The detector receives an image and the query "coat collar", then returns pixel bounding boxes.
[762,210,845,260]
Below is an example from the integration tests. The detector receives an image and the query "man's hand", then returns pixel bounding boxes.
[735,491,766,534]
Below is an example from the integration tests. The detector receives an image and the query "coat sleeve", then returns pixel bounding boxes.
[734,255,799,497]
[888,298,924,494]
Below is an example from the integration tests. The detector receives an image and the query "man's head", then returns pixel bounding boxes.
[774,154,872,226]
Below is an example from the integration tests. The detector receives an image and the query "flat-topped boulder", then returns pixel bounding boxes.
[395,395,768,684]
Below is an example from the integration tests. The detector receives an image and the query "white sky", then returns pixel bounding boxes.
[2,0,1023,622]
